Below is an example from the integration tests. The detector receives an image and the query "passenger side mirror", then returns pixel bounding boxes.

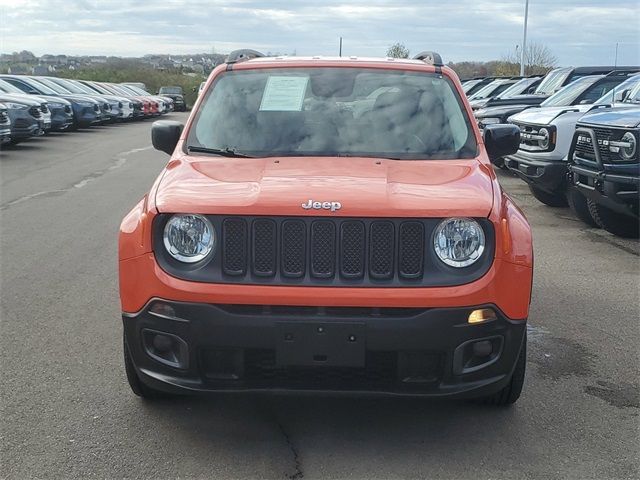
[620,89,631,102]
[526,86,536,94]
[483,124,520,163]
[152,120,184,155]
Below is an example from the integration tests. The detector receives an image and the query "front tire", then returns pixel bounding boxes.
[123,332,169,399]
[567,188,600,228]
[477,332,526,406]
[529,184,568,207]
[588,201,639,238]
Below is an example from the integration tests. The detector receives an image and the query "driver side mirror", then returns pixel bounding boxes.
[483,124,520,163]
[152,120,183,155]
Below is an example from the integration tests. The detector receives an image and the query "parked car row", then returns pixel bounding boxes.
[0,75,177,147]
[462,67,640,238]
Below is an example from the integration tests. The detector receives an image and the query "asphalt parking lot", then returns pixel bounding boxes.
[1,113,639,479]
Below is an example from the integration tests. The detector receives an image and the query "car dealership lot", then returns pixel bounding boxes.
[1,113,638,479]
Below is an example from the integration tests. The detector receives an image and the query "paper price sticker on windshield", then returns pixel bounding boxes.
[259,76,309,111]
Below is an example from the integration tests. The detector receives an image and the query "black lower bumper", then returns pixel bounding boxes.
[506,154,567,194]
[570,164,639,217]
[123,300,526,398]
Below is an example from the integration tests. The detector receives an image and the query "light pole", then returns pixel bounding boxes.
[520,0,529,76]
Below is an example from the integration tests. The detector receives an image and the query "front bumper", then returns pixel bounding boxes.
[569,164,639,218]
[505,151,568,194]
[124,300,526,398]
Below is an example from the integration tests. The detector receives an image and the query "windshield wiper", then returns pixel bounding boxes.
[187,146,255,158]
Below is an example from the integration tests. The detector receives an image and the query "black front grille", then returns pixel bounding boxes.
[573,127,621,164]
[243,349,399,387]
[593,128,613,163]
[222,218,424,283]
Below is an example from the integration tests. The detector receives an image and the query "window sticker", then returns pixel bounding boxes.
[259,76,309,111]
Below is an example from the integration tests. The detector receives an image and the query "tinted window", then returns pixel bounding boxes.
[578,79,627,104]
[188,68,477,160]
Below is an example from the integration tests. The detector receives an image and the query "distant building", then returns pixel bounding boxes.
[32,65,49,75]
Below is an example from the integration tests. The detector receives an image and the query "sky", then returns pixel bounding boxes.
[1,0,639,66]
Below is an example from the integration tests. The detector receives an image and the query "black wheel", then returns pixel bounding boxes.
[528,184,568,207]
[123,332,168,399]
[567,188,600,228]
[588,200,639,238]
[477,332,526,406]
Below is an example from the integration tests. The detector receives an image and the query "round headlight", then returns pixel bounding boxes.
[620,132,637,160]
[433,218,485,268]
[163,214,215,263]
[538,128,550,149]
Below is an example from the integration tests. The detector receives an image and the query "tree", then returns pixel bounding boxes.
[502,42,558,75]
[387,43,410,59]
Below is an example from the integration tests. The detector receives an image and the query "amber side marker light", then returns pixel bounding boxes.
[468,308,497,324]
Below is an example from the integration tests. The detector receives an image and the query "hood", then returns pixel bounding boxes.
[484,94,548,108]
[578,107,640,129]
[155,156,495,218]
[0,94,43,107]
[59,94,100,104]
[27,94,71,106]
[509,105,593,126]
[476,104,535,119]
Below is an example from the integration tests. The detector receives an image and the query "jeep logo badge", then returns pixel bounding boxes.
[301,199,342,212]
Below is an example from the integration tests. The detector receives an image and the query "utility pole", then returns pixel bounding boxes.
[339,37,343,57]
[520,0,529,76]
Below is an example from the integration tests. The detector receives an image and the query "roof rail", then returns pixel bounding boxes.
[413,51,444,67]
[226,49,266,64]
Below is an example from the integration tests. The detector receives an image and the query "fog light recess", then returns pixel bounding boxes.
[142,329,189,369]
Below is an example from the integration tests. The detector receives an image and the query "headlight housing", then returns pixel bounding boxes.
[610,131,637,161]
[433,218,485,268]
[537,127,550,149]
[163,214,215,263]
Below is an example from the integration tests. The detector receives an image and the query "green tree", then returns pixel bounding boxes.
[387,43,410,59]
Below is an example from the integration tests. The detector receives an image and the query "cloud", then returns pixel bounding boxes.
[1,0,638,65]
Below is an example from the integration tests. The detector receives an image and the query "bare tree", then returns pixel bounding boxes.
[503,42,558,75]
[387,43,410,59]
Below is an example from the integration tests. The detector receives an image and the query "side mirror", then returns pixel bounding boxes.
[483,124,520,163]
[152,120,183,155]
[620,89,631,102]
[526,86,536,94]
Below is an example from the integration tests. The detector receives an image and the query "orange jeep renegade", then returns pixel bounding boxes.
[119,50,532,405]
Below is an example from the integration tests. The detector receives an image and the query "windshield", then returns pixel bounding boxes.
[31,77,71,94]
[0,79,27,94]
[470,81,515,100]
[462,79,482,93]
[535,68,571,95]
[108,84,135,96]
[541,76,602,107]
[595,76,640,104]
[498,77,537,98]
[48,78,87,95]
[160,87,182,94]
[62,79,97,95]
[188,68,477,160]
